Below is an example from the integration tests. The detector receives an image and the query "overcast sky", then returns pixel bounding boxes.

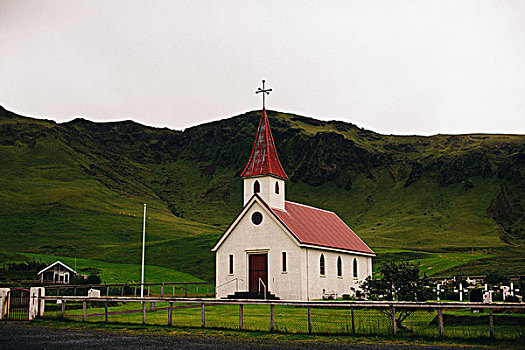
[1,1,524,135]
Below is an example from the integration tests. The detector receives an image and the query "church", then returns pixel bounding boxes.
[212,82,374,300]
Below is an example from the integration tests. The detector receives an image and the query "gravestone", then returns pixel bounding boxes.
[88,289,101,298]
[470,288,483,302]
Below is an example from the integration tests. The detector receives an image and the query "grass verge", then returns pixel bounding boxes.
[28,317,523,349]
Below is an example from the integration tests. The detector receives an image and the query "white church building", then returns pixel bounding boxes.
[212,99,374,300]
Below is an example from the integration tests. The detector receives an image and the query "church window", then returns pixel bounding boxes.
[353,258,358,279]
[251,212,263,225]
[254,180,260,193]
[337,256,342,277]
[282,251,287,272]
[275,182,279,194]
[319,254,325,276]
[229,255,234,274]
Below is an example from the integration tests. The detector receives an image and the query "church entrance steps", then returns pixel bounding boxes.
[226,291,279,300]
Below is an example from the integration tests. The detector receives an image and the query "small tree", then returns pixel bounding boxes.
[85,274,102,285]
[70,273,102,285]
[360,262,431,331]
[485,272,509,286]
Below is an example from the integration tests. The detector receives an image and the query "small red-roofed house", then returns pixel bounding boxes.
[212,109,374,300]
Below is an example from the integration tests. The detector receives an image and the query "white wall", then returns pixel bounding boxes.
[29,287,45,320]
[243,177,285,210]
[304,248,372,300]
[216,201,303,300]
[0,288,9,320]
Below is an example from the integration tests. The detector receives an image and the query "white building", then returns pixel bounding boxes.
[38,261,76,284]
[212,109,374,300]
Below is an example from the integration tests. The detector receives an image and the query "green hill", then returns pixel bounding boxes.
[0,105,523,282]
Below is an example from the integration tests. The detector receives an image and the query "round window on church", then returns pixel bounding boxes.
[251,212,263,225]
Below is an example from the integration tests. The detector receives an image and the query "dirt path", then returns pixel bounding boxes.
[0,322,486,350]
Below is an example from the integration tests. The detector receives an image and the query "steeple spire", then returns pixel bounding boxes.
[241,81,287,209]
[240,109,288,179]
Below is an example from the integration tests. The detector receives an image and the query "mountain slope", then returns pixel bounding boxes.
[0,105,523,280]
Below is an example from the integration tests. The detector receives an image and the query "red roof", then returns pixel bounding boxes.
[241,109,288,179]
[272,201,374,255]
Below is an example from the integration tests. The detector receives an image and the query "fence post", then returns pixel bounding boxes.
[172,285,175,297]
[168,302,173,326]
[148,285,150,296]
[239,304,243,330]
[351,307,355,334]
[185,284,188,298]
[201,303,205,328]
[391,307,396,336]
[437,308,444,336]
[134,286,137,297]
[105,302,108,322]
[270,304,275,332]
[73,287,76,296]
[206,283,209,297]
[308,307,312,333]
[489,308,494,338]
[106,286,109,296]
[121,285,124,296]
[82,301,86,322]
[57,287,60,296]
[142,302,146,324]
[61,300,66,318]
[196,284,199,298]
[161,283,164,298]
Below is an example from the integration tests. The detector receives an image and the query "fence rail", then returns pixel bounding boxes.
[39,295,525,341]
[43,282,211,298]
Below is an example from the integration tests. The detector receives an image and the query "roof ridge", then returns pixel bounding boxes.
[284,200,335,214]
[38,260,76,275]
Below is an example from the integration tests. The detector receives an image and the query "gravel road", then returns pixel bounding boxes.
[0,322,486,350]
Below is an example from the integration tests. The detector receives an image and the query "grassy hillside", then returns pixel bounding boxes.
[0,105,523,283]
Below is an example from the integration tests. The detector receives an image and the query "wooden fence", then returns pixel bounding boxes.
[39,295,525,340]
[43,282,211,298]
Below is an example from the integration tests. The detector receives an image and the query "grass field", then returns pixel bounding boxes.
[371,248,495,277]
[1,108,523,285]
[16,253,203,284]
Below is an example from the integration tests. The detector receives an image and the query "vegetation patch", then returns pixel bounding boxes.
[0,106,524,283]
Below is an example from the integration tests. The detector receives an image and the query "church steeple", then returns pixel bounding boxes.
[240,109,288,180]
[241,81,287,210]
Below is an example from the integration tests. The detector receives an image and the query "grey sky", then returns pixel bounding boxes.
[1,0,524,135]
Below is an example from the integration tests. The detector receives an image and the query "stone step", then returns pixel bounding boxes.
[226,291,280,300]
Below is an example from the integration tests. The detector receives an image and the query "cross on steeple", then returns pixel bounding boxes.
[256,80,272,110]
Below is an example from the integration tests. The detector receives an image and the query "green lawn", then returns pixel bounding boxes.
[371,248,495,277]
[19,253,203,284]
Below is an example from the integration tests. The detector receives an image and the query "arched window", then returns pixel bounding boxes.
[254,180,260,193]
[337,256,342,277]
[353,258,358,279]
[319,254,325,276]
[275,181,279,194]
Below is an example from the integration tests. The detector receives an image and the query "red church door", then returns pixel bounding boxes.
[249,254,268,293]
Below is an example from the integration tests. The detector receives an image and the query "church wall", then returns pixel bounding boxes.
[304,247,372,300]
[215,201,303,300]
[243,177,285,210]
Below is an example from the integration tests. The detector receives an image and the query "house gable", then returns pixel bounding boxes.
[37,260,76,275]
[211,194,301,252]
